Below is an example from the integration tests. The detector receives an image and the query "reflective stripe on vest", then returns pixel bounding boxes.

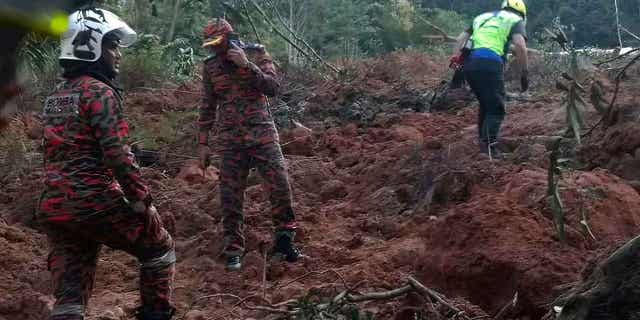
[470,10,523,57]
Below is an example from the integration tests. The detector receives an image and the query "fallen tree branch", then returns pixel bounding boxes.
[594,48,640,66]
[583,50,640,137]
[347,285,413,302]
[415,15,456,42]
[211,276,473,319]
[408,276,468,319]
[604,52,640,126]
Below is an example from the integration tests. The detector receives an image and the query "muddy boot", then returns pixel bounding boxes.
[271,233,302,263]
[135,307,175,320]
[225,254,242,271]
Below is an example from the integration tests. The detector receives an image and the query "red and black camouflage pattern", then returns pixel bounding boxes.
[199,46,297,256]
[220,142,296,255]
[37,75,175,319]
[45,199,174,320]
[39,75,148,221]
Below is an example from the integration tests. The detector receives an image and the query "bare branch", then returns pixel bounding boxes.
[347,285,413,302]
[408,276,468,319]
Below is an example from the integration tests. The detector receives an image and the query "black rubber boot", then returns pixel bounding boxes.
[271,233,302,262]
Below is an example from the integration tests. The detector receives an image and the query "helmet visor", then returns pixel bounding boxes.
[110,25,137,47]
[202,35,225,48]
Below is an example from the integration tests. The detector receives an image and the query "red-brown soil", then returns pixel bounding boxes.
[1,51,640,320]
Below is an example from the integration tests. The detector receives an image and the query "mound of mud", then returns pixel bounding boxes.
[3,51,640,319]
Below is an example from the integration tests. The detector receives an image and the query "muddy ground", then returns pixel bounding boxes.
[1,51,640,320]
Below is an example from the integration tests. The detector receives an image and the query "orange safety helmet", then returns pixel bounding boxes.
[202,18,233,48]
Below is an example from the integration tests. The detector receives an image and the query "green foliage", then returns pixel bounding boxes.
[128,109,199,150]
[545,20,593,145]
[421,0,640,48]
[120,34,166,89]
[120,34,200,90]
[17,34,59,97]
[546,138,565,244]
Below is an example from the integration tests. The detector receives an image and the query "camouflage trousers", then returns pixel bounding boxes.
[220,141,296,256]
[39,198,175,320]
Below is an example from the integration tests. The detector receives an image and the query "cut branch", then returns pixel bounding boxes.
[408,276,467,318]
[604,52,640,126]
[249,0,339,73]
[415,15,456,42]
[347,285,412,302]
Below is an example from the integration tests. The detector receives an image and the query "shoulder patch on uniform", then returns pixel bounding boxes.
[244,43,266,52]
[43,94,81,118]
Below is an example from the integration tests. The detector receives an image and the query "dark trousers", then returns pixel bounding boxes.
[464,69,506,145]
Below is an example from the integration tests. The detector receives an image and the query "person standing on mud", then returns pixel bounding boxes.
[197,19,301,271]
[452,0,529,157]
[37,8,176,320]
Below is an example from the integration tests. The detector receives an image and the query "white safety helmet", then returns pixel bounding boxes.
[59,8,137,62]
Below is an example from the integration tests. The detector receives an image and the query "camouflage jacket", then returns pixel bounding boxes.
[198,45,280,147]
[39,75,149,220]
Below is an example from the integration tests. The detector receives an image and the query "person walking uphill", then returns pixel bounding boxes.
[197,18,301,271]
[452,0,530,157]
[36,8,176,320]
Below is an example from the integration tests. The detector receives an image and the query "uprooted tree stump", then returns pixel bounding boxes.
[552,235,640,320]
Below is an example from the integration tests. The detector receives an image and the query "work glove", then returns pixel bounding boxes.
[520,70,529,92]
[198,144,211,169]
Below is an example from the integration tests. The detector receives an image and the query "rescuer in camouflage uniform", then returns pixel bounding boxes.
[36,8,175,320]
[197,18,301,271]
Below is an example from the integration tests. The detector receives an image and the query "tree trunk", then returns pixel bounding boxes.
[614,0,623,49]
[167,0,182,42]
[553,235,640,320]
[288,0,294,64]
[134,0,146,31]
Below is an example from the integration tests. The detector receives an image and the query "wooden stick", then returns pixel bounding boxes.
[415,15,456,42]
[347,285,413,302]
[594,47,640,66]
[619,25,640,42]
[604,53,640,126]
[408,276,468,319]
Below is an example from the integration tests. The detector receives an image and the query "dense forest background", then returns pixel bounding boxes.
[19,0,640,93]
[422,0,640,47]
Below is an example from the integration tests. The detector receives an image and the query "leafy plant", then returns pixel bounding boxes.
[17,34,60,99]
[545,19,590,145]
[546,138,565,243]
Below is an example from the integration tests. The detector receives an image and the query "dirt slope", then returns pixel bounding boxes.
[1,51,640,320]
